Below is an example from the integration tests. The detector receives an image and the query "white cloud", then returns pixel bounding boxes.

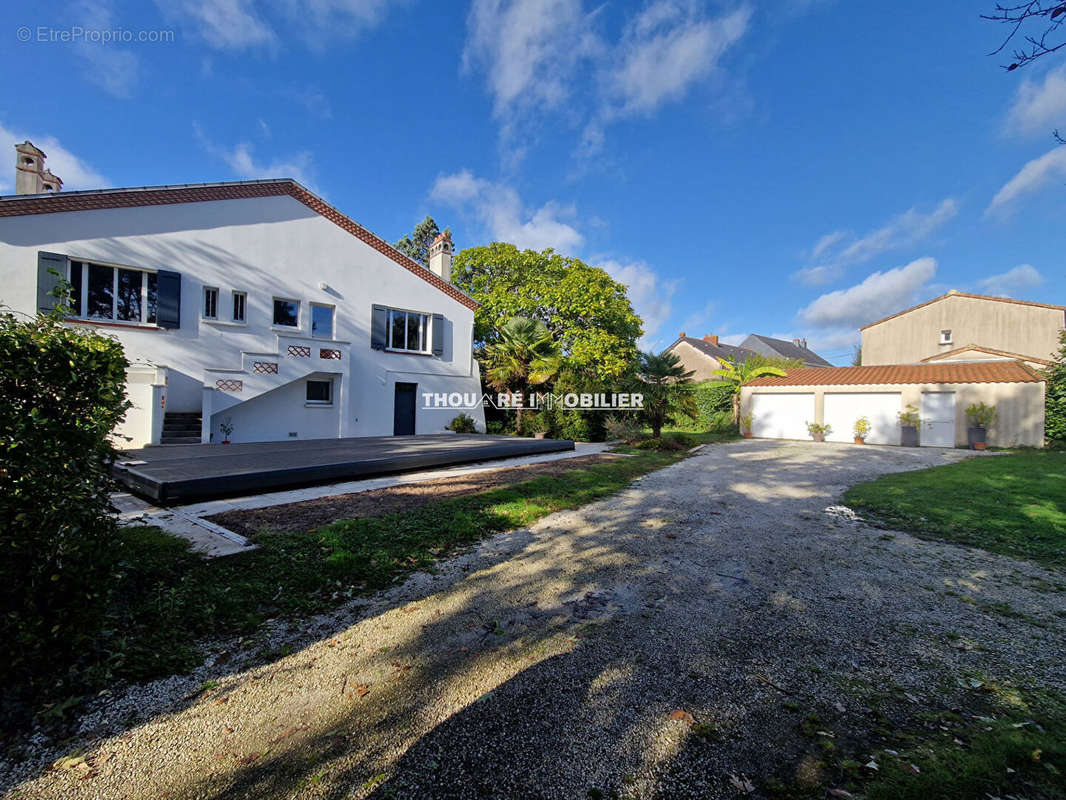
[71,0,140,97]
[987,146,1066,214]
[794,199,957,285]
[162,0,394,50]
[798,257,937,331]
[977,264,1044,297]
[0,123,108,192]
[596,259,677,348]
[430,169,584,253]
[195,124,316,189]
[606,2,751,117]
[1005,65,1066,138]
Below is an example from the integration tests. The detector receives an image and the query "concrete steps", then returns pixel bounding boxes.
[161,412,202,445]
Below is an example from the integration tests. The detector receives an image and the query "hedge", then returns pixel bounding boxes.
[669,381,736,433]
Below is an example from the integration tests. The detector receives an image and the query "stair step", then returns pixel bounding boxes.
[159,436,202,445]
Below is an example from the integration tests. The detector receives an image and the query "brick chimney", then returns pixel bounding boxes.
[428,230,453,283]
[793,337,808,349]
[703,333,719,346]
[679,331,687,339]
[14,141,62,195]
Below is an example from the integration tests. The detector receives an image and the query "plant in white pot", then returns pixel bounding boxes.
[853,416,871,444]
[964,402,997,450]
[898,404,921,447]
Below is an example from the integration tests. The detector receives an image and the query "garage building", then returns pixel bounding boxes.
[740,361,1045,448]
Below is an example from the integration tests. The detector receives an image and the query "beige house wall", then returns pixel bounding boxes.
[669,340,724,381]
[925,348,1049,371]
[740,381,1045,448]
[861,295,1065,365]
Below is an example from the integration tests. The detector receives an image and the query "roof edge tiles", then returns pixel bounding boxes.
[744,360,1043,387]
[860,291,1066,330]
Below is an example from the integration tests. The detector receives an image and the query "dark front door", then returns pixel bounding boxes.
[393,383,417,435]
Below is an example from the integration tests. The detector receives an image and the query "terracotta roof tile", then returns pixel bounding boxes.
[0,180,479,311]
[920,344,1053,367]
[860,291,1066,330]
[745,360,1043,387]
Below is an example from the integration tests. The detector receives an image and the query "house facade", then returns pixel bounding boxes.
[740,334,831,367]
[861,290,1065,366]
[0,173,486,448]
[666,333,756,380]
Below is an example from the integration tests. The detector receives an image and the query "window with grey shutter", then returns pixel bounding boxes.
[431,313,444,357]
[36,251,67,313]
[156,270,182,329]
[371,305,387,350]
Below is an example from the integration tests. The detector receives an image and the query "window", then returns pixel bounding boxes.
[311,303,334,339]
[306,379,332,405]
[273,298,299,328]
[940,329,953,345]
[202,287,219,319]
[68,259,159,324]
[387,309,430,353]
[232,291,246,323]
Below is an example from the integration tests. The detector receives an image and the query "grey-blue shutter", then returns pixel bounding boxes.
[371,305,388,350]
[431,313,445,357]
[37,251,67,313]
[156,270,181,329]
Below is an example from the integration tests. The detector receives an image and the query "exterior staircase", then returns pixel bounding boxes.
[160,412,202,445]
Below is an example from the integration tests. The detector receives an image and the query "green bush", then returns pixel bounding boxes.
[670,381,735,433]
[446,412,478,433]
[0,308,130,720]
[1046,330,1066,443]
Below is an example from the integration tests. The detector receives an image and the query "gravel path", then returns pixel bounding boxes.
[4,441,1065,799]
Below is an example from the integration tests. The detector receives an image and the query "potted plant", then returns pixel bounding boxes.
[219,417,234,445]
[741,411,754,439]
[964,402,997,450]
[806,421,832,442]
[853,416,871,445]
[898,404,921,447]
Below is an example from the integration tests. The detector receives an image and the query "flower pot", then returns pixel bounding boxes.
[811,432,825,443]
[854,437,865,445]
[900,425,919,447]
[534,432,547,439]
[222,440,230,445]
[967,426,987,450]
[743,431,753,439]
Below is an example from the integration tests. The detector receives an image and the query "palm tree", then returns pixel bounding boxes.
[484,316,562,435]
[636,350,696,439]
[712,356,788,425]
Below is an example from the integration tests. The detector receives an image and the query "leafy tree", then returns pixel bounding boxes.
[712,356,789,424]
[636,350,696,439]
[453,243,642,380]
[1045,329,1066,442]
[395,216,449,269]
[484,316,562,435]
[852,345,862,367]
[747,352,805,372]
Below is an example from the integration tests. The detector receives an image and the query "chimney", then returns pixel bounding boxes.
[427,230,454,283]
[679,331,687,339]
[14,141,61,195]
[703,333,719,346]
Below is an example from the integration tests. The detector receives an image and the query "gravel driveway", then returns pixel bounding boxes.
[5,441,1065,799]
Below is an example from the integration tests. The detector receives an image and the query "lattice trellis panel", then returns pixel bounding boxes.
[287,345,311,358]
[252,361,279,374]
[216,379,243,392]
[319,348,342,360]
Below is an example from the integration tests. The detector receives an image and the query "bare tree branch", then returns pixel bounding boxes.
[983,1,1066,69]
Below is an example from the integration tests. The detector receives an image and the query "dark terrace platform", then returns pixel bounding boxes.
[114,434,575,504]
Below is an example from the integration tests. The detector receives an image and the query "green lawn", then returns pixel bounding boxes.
[843,451,1066,570]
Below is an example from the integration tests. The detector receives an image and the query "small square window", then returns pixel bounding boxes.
[940,329,952,345]
[232,291,246,323]
[203,287,218,319]
[311,303,334,339]
[273,298,299,327]
[306,379,332,405]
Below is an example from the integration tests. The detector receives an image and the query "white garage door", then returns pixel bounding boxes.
[824,392,902,445]
[750,393,816,440]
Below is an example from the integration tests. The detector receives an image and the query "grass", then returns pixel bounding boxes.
[843,451,1066,570]
[94,449,687,692]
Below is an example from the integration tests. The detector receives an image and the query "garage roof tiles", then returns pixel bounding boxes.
[745,361,1044,387]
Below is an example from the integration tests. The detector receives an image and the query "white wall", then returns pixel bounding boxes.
[0,195,486,442]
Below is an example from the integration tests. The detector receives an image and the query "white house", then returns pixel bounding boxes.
[0,143,485,447]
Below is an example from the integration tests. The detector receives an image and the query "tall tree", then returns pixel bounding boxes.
[395,216,448,269]
[1044,329,1066,442]
[712,357,789,424]
[453,243,642,380]
[484,316,562,436]
[636,351,696,439]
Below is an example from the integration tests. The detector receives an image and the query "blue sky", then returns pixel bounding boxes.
[3,0,1065,362]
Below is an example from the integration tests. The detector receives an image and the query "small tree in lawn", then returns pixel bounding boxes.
[636,351,696,438]
[484,316,562,436]
[713,356,788,425]
[1045,329,1066,443]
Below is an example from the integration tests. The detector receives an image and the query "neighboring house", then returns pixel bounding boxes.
[665,333,756,381]
[740,334,831,367]
[740,362,1045,448]
[861,289,1065,366]
[0,143,485,447]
